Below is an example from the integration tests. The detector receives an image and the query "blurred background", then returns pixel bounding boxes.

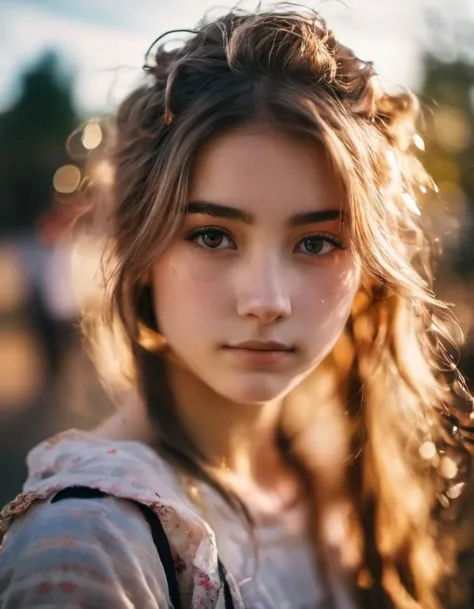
[1,0,474,588]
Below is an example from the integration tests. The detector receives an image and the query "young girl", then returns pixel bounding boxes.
[0,6,472,609]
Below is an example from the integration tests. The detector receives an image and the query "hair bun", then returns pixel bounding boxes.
[224,13,337,79]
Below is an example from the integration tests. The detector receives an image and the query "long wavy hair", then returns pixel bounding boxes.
[81,6,474,608]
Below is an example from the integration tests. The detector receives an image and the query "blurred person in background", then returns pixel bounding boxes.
[0,50,114,507]
[0,5,473,609]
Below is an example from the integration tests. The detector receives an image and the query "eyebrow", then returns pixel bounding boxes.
[187,201,253,223]
[186,200,342,226]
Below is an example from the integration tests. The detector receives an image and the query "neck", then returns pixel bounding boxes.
[166,362,286,486]
[95,359,305,514]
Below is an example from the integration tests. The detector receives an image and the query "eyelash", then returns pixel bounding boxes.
[185,225,346,258]
[186,225,236,249]
[297,231,346,257]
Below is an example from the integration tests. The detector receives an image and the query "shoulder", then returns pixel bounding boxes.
[24,429,182,498]
[0,494,169,608]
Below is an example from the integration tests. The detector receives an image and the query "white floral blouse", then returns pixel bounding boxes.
[0,430,354,608]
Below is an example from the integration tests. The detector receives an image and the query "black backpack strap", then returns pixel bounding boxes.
[134,501,182,609]
[51,487,236,609]
[51,487,181,609]
[218,558,235,608]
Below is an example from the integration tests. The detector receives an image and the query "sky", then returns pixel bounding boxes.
[0,0,471,117]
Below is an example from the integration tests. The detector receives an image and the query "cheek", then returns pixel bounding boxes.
[322,265,359,309]
[151,253,230,332]
[300,263,360,340]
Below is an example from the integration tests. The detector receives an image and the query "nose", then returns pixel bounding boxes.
[235,253,291,324]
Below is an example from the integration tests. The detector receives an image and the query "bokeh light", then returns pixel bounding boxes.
[53,164,82,194]
[433,106,472,153]
[0,329,44,410]
[81,122,103,150]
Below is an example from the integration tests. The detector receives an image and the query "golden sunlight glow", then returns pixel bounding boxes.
[385,150,401,184]
[434,106,471,153]
[401,192,421,216]
[413,133,425,151]
[90,159,114,187]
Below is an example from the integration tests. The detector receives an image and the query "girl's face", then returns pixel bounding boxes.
[151,126,360,404]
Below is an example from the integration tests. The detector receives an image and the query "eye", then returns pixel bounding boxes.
[296,234,344,257]
[187,227,236,250]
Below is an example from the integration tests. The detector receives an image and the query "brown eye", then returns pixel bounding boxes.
[201,230,225,248]
[295,235,344,257]
[302,238,325,255]
[187,227,236,250]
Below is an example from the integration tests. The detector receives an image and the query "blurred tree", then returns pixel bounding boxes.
[417,16,474,276]
[417,18,474,386]
[0,51,78,236]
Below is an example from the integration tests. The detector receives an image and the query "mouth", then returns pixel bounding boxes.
[222,340,296,366]
[224,340,295,352]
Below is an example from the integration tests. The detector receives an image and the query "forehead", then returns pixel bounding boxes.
[189,126,344,217]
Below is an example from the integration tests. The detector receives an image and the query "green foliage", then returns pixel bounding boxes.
[0,51,78,235]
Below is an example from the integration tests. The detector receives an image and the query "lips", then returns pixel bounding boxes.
[224,340,295,352]
[223,341,295,367]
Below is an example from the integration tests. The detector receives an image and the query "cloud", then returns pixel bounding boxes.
[0,2,154,113]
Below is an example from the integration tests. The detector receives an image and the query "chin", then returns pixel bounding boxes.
[216,375,295,405]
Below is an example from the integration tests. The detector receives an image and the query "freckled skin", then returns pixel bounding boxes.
[151,126,360,405]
